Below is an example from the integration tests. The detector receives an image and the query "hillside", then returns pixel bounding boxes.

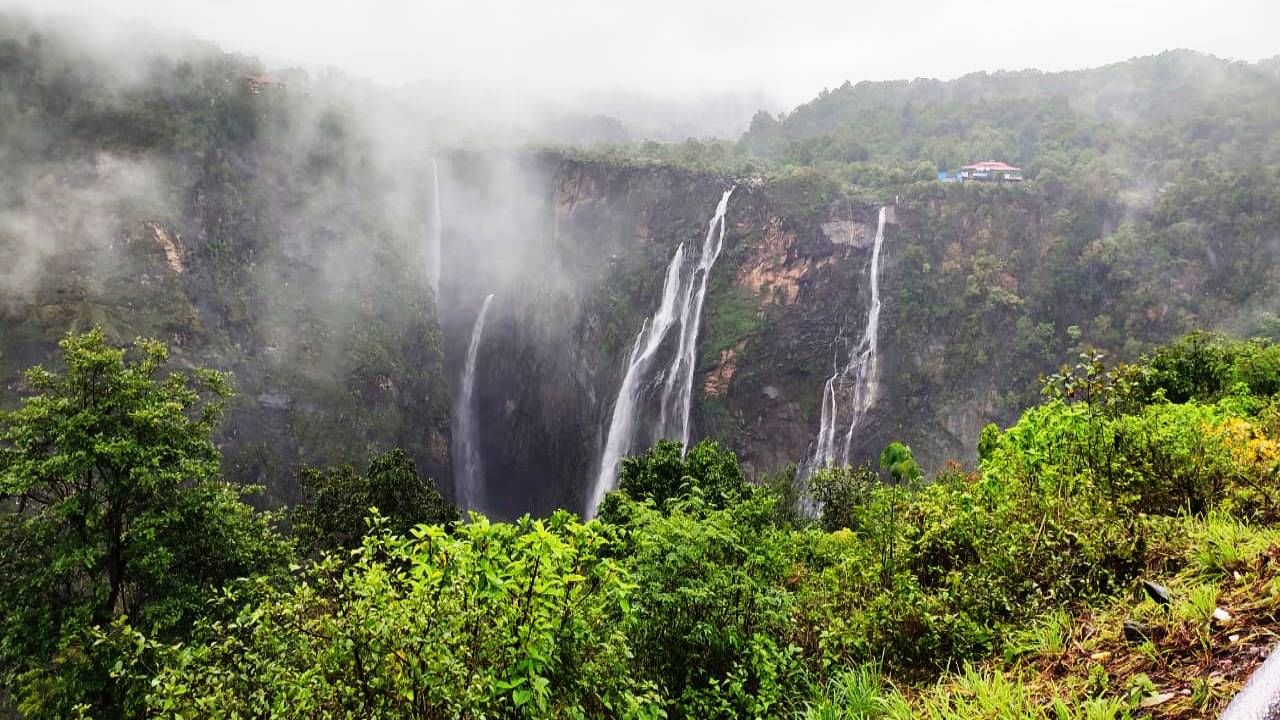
[2,15,1280,507]
[741,50,1280,187]
[5,9,1280,720]
[0,15,452,503]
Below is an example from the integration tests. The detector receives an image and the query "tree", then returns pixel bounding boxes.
[0,329,291,718]
[762,463,803,527]
[978,423,1002,463]
[809,465,880,532]
[292,447,457,553]
[150,512,664,719]
[621,494,805,717]
[598,439,745,523]
[877,443,920,587]
[880,442,921,485]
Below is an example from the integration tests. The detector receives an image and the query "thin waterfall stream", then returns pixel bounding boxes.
[454,293,494,512]
[805,205,889,484]
[587,188,734,518]
[428,157,443,299]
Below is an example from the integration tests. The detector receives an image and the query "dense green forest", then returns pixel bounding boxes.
[584,50,1280,191]
[4,328,1280,717]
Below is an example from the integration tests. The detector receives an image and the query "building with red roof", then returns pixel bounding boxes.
[957,160,1023,182]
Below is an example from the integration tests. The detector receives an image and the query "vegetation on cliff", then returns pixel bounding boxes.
[0,14,453,505]
[855,167,1280,475]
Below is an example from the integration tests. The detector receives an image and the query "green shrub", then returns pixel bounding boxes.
[292,448,458,554]
[619,493,809,718]
[149,512,663,718]
[598,438,745,523]
[802,664,887,720]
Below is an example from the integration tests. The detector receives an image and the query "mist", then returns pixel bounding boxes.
[9,0,1279,141]
[1,0,1279,511]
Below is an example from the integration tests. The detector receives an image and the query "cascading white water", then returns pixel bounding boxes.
[588,244,688,517]
[455,293,494,512]
[805,205,889,479]
[660,187,734,449]
[812,359,841,469]
[428,158,443,298]
[587,188,734,518]
[839,205,888,463]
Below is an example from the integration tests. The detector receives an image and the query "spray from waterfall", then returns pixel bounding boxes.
[587,187,734,518]
[804,205,889,483]
[454,293,494,512]
[428,158,443,299]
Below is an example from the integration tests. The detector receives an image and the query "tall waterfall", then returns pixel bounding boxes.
[660,188,734,449]
[587,188,734,518]
[807,205,889,478]
[428,158,443,298]
[455,293,494,512]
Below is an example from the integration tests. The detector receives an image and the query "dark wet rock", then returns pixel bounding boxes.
[1142,579,1173,606]
[1123,620,1151,644]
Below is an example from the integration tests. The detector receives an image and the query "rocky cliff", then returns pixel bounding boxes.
[6,19,1278,515]
[436,156,884,515]
[0,32,454,503]
[441,157,1280,515]
[8,142,1274,514]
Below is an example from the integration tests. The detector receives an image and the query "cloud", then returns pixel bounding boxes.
[11,0,1277,110]
[0,146,172,301]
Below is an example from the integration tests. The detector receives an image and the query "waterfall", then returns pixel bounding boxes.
[428,158,443,299]
[839,205,888,463]
[659,187,734,449]
[454,293,494,512]
[588,244,689,518]
[812,358,841,469]
[587,187,734,518]
[804,205,889,483]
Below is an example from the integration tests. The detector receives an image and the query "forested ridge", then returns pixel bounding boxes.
[0,13,454,503]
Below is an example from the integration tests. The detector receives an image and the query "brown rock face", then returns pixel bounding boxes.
[737,218,834,306]
[820,218,869,246]
[703,342,744,398]
[147,222,184,273]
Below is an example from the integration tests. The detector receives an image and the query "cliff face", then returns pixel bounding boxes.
[8,144,1273,514]
[444,158,1280,512]
[0,79,454,505]
[438,157,885,515]
[7,23,1279,517]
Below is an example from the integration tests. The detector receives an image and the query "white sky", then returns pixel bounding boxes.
[8,0,1279,107]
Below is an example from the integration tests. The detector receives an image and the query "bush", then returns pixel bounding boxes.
[808,465,881,532]
[618,493,809,718]
[292,448,457,553]
[150,512,663,719]
[598,438,745,523]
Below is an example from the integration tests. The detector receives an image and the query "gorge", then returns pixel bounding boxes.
[4,9,1280,716]
[2,18,1279,522]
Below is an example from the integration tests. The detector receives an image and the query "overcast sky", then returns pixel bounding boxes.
[8,0,1279,108]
